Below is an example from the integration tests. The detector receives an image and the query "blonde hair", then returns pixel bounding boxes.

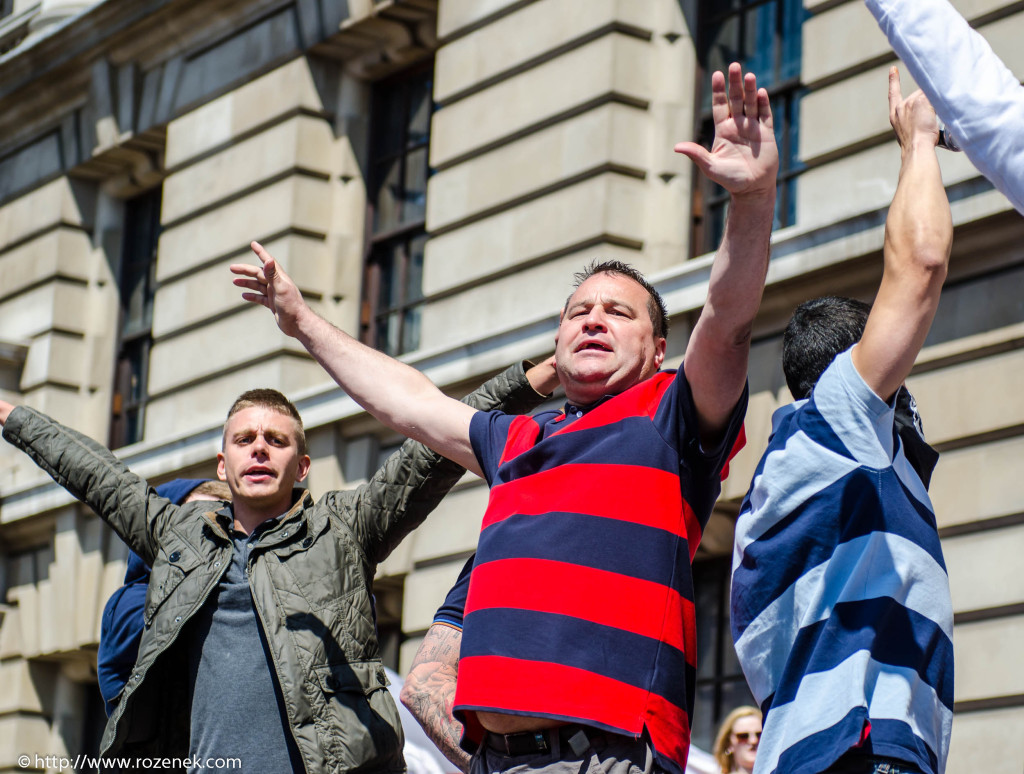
[188,480,232,501]
[712,705,762,774]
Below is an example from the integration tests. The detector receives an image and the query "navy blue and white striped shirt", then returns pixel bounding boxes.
[731,349,953,774]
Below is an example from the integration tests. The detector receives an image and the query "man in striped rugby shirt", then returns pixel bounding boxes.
[731,69,955,774]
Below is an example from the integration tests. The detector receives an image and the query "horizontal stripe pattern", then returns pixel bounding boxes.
[457,655,653,735]
[461,367,746,774]
[459,608,695,713]
[765,597,954,709]
[490,416,683,484]
[466,558,696,659]
[483,463,684,532]
[475,512,694,596]
[732,351,953,774]
[755,651,950,774]
[734,532,953,703]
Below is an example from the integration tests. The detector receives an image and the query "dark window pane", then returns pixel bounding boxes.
[376,311,401,357]
[406,235,426,303]
[364,62,433,356]
[743,2,777,88]
[407,74,432,147]
[374,88,406,159]
[376,243,402,312]
[403,147,429,226]
[373,156,403,233]
[401,306,421,354]
[691,683,718,754]
[696,0,805,246]
[720,677,757,719]
[703,16,739,111]
[111,188,160,448]
[781,0,807,82]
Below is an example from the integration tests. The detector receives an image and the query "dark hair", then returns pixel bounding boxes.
[782,296,871,399]
[565,259,669,339]
[224,388,307,455]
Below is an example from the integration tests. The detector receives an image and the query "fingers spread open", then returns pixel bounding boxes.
[710,69,729,125]
[674,141,712,175]
[250,240,273,265]
[727,62,744,119]
[229,263,262,279]
[233,277,266,293]
[241,292,271,309]
[743,71,759,118]
[757,88,773,128]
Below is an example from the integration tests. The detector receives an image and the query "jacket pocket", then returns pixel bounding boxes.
[143,539,203,625]
[311,661,404,772]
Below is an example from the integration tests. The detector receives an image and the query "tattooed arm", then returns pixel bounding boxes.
[401,623,470,773]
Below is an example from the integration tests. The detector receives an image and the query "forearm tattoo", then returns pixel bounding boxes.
[402,625,472,773]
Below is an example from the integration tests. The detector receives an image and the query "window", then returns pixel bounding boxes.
[690,555,756,752]
[361,63,433,356]
[109,188,161,449]
[693,0,808,255]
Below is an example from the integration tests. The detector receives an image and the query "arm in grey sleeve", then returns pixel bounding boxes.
[866,0,1024,213]
[1,407,178,565]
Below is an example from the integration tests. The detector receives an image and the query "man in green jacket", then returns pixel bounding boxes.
[0,360,555,774]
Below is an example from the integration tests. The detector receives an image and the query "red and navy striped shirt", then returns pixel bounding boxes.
[456,368,746,774]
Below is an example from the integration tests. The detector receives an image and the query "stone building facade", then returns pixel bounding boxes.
[0,0,1020,771]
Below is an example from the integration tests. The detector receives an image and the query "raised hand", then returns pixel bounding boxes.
[230,242,311,338]
[674,62,779,199]
[887,66,939,151]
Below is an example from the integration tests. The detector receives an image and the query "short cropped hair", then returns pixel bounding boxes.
[189,480,233,501]
[782,296,871,400]
[566,259,669,339]
[223,388,307,456]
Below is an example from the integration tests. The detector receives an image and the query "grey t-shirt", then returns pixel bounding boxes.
[186,521,304,773]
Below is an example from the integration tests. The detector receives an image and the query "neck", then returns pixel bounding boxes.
[231,497,293,535]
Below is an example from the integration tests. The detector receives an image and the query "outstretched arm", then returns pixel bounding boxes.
[852,68,952,401]
[347,359,556,564]
[232,247,482,476]
[865,0,1024,215]
[401,624,470,773]
[675,63,778,445]
[0,402,177,565]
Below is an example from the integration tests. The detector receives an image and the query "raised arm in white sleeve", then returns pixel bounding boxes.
[866,0,1024,214]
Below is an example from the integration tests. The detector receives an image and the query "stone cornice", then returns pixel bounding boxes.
[1,183,1016,523]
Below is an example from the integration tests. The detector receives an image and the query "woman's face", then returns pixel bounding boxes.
[729,714,762,772]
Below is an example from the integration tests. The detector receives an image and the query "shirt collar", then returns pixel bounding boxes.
[561,393,617,420]
[770,399,807,436]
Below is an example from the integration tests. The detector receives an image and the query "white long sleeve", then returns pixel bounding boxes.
[866,0,1024,214]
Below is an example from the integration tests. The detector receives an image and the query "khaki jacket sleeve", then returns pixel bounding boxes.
[2,407,176,566]
[335,361,547,565]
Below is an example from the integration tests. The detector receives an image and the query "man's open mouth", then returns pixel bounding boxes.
[244,466,275,479]
[577,341,612,352]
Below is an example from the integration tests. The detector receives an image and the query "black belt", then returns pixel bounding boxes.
[484,724,609,757]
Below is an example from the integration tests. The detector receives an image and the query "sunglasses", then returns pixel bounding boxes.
[733,731,761,743]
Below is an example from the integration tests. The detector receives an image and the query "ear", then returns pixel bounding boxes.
[295,455,312,483]
[653,336,667,369]
[216,452,227,481]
